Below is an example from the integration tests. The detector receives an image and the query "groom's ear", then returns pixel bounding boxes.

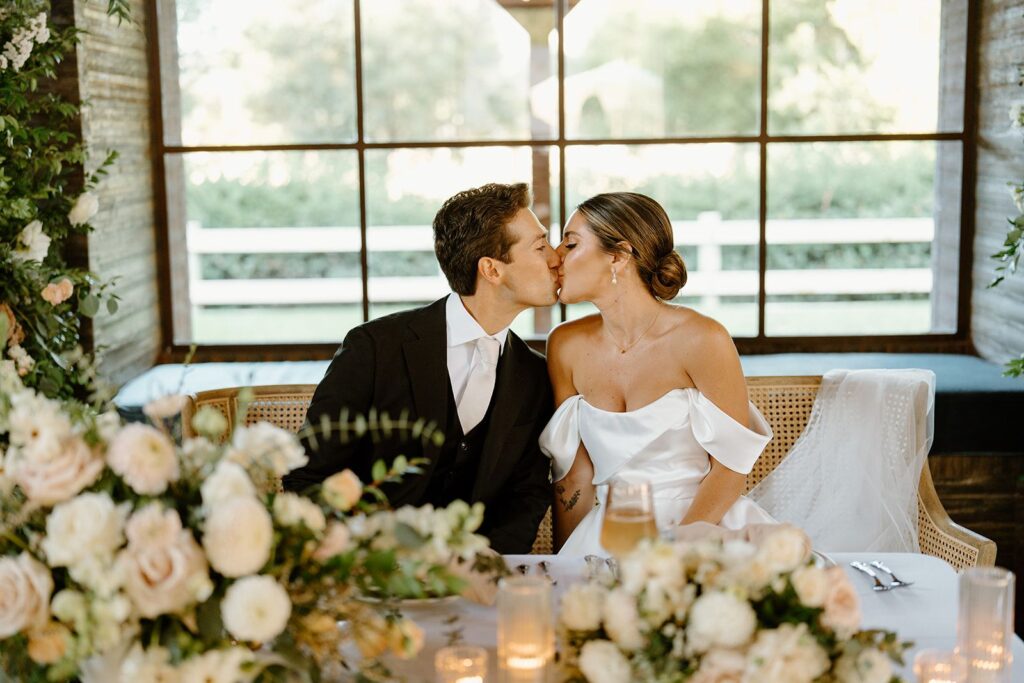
[477,256,503,286]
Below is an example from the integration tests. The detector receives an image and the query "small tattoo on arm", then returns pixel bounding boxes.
[556,484,581,512]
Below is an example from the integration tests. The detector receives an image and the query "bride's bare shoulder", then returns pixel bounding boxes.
[662,305,735,352]
[546,315,600,360]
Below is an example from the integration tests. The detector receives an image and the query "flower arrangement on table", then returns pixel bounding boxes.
[559,527,911,683]
[0,363,501,682]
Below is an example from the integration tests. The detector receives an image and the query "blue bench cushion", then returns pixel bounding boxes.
[115,353,1024,455]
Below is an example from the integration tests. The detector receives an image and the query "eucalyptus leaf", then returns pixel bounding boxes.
[79,294,100,318]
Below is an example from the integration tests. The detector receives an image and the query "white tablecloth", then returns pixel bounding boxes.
[364,552,1024,682]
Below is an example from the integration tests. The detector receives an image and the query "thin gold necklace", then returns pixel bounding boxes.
[608,307,662,354]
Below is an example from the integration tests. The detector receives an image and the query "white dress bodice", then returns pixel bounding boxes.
[539,388,777,556]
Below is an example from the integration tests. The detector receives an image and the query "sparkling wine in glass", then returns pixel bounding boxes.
[599,479,658,556]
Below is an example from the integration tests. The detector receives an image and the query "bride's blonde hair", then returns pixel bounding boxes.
[575,192,687,300]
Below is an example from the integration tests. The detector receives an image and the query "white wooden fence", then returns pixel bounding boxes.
[186,213,934,306]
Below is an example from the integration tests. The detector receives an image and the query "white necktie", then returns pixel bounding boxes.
[457,337,501,433]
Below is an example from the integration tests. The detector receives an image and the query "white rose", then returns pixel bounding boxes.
[106,423,179,495]
[560,582,606,632]
[602,587,645,651]
[313,521,352,562]
[6,434,104,506]
[201,460,256,508]
[691,648,746,683]
[791,565,829,608]
[322,468,363,511]
[821,567,861,638]
[68,192,100,226]
[42,492,127,568]
[13,220,51,263]
[120,643,179,683]
[0,552,53,637]
[226,422,307,476]
[142,394,188,421]
[687,591,757,653]
[745,623,830,683]
[178,647,256,683]
[272,492,326,534]
[578,639,632,683]
[754,526,810,574]
[203,497,273,577]
[221,575,291,643]
[834,647,892,683]
[119,505,212,618]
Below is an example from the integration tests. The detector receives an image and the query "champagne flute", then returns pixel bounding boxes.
[599,479,658,557]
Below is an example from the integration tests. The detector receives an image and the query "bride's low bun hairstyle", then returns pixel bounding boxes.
[575,192,688,301]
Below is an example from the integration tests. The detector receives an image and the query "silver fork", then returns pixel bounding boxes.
[870,560,913,588]
[849,561,893,592]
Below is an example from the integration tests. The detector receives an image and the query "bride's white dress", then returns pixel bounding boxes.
[539,388,777,556]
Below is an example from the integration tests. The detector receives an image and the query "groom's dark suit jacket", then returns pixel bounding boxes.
[282,297,554,554]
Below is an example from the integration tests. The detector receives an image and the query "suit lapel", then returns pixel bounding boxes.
[473,334,524,500]
[402,299,449,459]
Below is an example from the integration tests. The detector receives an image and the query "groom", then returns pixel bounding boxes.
[283,183,559,553]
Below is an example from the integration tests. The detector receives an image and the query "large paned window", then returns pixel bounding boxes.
[153,0,970,350]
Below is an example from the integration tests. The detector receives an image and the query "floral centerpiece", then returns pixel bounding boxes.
[559,527,910,683]
[0,362,499,682]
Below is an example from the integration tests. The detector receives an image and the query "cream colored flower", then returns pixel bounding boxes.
[118,642,180,683]
[142,394,188,421]
[0,553,53,638]
[6,434,103,506]
[834,647,892,683]
[201,460,256,509]
[687,591,757,653]
[744,623,830,683]
[821,567,861,638]
[41,278,74,306]
[203,497,273,577]
[313,521,352,562]
[27,622,70,664]
[178,647,256,683]
[691,648,745,683]
[42,492,127,569]
[118,505,212,618]
[273,492,326,534]
[322,468,363,511]
[68,192,99,226]
[578,639,632,683]
[388,617,425,659]
[226,422,307,476]
[106,423,180,495]
[754,525,810,574]
[602,587,645,651]
[221,575,291,643]
[791,565,829,608]
[14,220,50,263]
[560,582,606,632]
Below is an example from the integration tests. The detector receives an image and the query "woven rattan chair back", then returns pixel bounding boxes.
[181,384,317,442]
[532,376,995,568]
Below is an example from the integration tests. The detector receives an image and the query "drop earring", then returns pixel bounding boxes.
[611,268,618,285]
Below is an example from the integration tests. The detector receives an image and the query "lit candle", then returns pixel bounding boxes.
[957,567,1015,683]
[435,645,487,683]
[497,576,553,682]
[913,649,966,683]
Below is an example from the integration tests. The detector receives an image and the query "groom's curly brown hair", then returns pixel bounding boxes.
[432,182,531,295]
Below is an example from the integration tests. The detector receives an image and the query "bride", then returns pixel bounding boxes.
[541,192,777,555]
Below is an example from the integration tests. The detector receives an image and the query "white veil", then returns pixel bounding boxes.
[747,369,936,553]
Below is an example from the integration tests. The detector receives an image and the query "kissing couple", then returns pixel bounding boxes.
[283,182,776,555]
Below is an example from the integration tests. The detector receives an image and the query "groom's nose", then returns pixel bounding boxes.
[545,244,560,267]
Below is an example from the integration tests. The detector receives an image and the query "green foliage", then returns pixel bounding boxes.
[0,1,126,401]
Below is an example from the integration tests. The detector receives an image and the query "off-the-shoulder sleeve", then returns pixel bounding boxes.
[538,395,582,482]
[689,392,772,475]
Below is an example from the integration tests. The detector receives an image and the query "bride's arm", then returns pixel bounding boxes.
[547,327,596,550]
[679,319,751,525]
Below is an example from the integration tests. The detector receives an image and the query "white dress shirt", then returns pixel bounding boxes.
[446,294,509,406]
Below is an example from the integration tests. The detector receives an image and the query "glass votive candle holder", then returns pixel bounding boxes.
[435,645,487,683]
[913,649,966,683]
[957,567,1015,683]
[497,576,553,682]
